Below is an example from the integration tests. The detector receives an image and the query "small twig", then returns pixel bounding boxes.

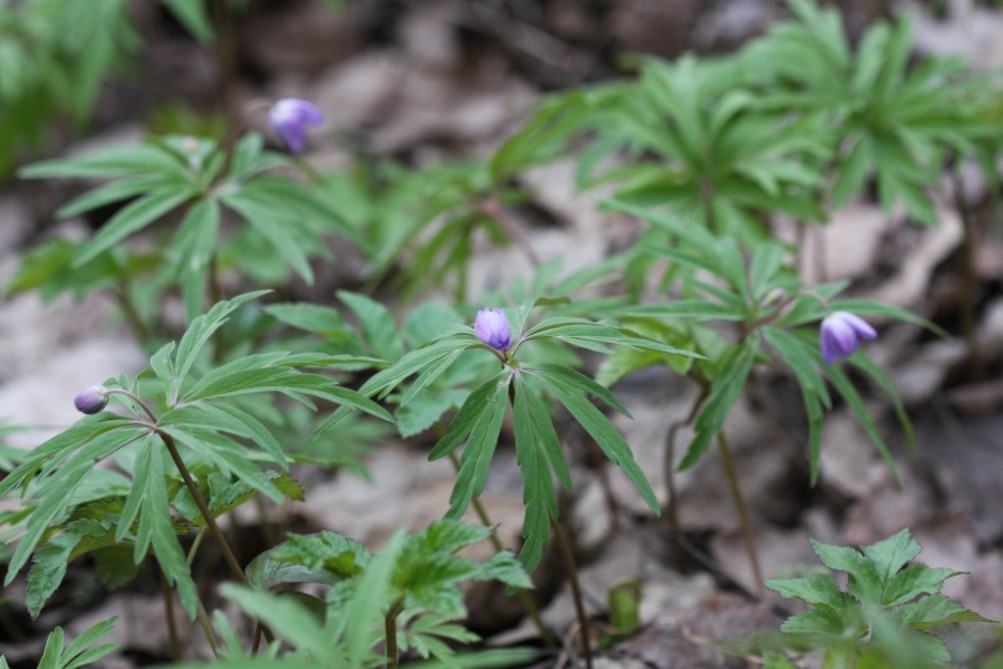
[550,519,593,669]
[717,431,765,600]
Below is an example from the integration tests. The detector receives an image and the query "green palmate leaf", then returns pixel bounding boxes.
[408,519,493,556]
[246,553,340,592]
[19,144,184,180]
[221,189,319,284]
[0,414,135,498]
[779,608,849,637]
[357,335,475,402]
[512,374,571,570]
[535,367,659,514]
[762,327,830,483]
[443,377,509,520]
[534,363,631,417]
[60,616,118,669]
[861,528,920,585]
[93,546,141,590]
[120,439,198,618]
[680,339,759,470]
[268,531,372,579]
[75,188,194,266]
[893,594,994,629]
[881,564,959,607]
[396,388,468,438]
[428,374,507,461]
[264,303,354,339]
[163,426,284,503]
[3,424,147,587]
[172,291,270,400]
[34,617,118,669]
[26,518,111,618]
[809,538,882,606]
[477,551,534,590]
[765,574,845,608]
[337,290,406,361]
[172,197,220,321]
[398,347,468,409]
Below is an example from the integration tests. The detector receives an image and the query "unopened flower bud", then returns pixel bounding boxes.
[819,311,877,364]
[268,98,324,154]
[474,308,512,351]
[74,385,109,415]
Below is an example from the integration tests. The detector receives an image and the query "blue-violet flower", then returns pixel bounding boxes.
[268,98,324,153]
[74,385,109,415]
[819,311,877,364]
[475,308,511,351]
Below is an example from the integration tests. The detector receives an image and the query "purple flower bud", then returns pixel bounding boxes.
[475,308,512,351]
[74,385,109,415]
[819,311,877,364]
[268,98,324,153]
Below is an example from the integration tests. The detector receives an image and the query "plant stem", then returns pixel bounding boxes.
[663,384,709,572]
[156,430,247,586]
[550,518,593,669]
[114,285,150,343]
[385,597,405,669]
[196,598,222,658]
[717,431,764,599]
[447,451,557,648]
[160,570,182,661]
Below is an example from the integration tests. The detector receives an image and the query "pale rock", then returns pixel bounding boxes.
[799,202,889,284]
[866,202,963,308]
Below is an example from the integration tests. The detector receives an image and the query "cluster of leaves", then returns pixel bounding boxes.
[0,617,119,669]
[8,134,357,329]
[600,201,928,483]
[0,0,136,175]
[764,529,992,668]
[0,293,389,620]
[0,0,270,176]
[237,520,531,666]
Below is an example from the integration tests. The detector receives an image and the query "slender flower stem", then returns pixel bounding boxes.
[385,597,405,669]
[447,451,557,648]
[156,430,247,586]
[663,384,709,572]
[551,518,593,669]
[717,431,765,600]
[160,570,182,661]
[196,598,222,658]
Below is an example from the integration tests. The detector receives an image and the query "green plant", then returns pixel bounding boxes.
[764,529,993,668]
